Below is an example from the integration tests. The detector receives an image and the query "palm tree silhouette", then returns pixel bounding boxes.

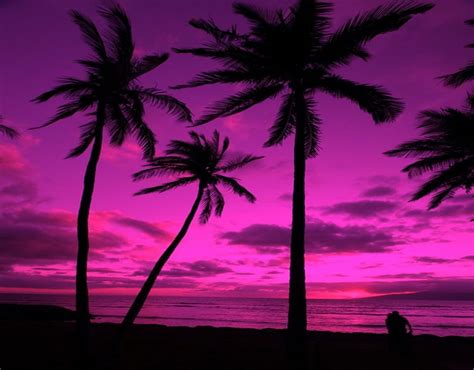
[32,3,191,361]
[121,130,261,330]
[173,0,433,348]
[0,116,19,139]
[441,19,474,87]
[385,102,474,209]
[387,18,474,211]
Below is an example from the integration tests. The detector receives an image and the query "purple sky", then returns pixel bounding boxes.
[0,0,473,299]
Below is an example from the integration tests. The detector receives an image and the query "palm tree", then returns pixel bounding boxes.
[172,0,433,346]
[121,130,261,330]
[385,103,474,209]
[441,19,474,87]
[32,3,191,360]
[0,116,19,139]
[386,18,474,212]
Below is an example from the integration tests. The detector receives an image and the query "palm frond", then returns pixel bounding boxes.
[233,3,273,25]
[69,10,107,61]
[320,1,433,67]
[210,184,225,217]
[427,186,458,209]
[31,96,95,129]
[411,160,473,208]
[217,175,256,203]
[133,53,169,78]
[133,157,191,181]
[440,62,474,87]
[187,18,240,42]
[172,68,255,89]
[0,124,19,139]
[301,97,321,158]
[233,2,277,38]
[33,78,94,103]
[136,88,192,122]
[290,0,333,49]
[135,176,198,195]
[99,2,134,63]
[218,154,263,173]
[465,19,474,26]
[401,155,462,178]
[133,131,259,223]
[131,119,156,159]
[107,105,130,147]
[318,75,404,123]
[385,139,445,158]
[195,84,284,126]
[219,136,230,160]
[264,93,296,147]
[199,187,214,224]
[66,121,97,158]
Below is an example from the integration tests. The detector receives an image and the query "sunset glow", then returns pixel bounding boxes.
[1,0,473,301]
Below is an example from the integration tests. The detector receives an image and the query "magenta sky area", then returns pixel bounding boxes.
[0,0,473,299]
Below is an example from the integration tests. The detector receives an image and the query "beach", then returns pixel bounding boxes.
[1,320,472,370]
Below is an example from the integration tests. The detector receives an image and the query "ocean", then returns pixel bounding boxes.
[1,294,473,337]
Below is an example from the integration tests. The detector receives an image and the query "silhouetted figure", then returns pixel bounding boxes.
[386,310,414,365]
[386,311,413,337]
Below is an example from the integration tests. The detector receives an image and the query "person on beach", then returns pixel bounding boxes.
[385,311,413,360]
[386,311,413,338]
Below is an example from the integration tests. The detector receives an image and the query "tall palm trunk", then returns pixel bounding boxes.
[76,102,105,364]
[288,86,308,334]
[287,85,308,369]
[121,184,204,331]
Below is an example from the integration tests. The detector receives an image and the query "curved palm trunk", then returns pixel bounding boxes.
[76,102,105,365]
[121,184,204,331]
[287,86,308,368]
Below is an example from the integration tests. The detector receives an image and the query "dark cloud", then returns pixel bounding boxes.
[403,203,474,219]
[109,214,171,241]
[447,194,474,204]
[0,272,75,289]
[462,255,474,261]
[359,263,383,270]
[220,220,402,254]
[0,208,127,270]
[323,200,398,218]
[0,223,125,262]
[361,186,397,197]
[278,193,292,202]
[8,209,75,228]
[162,260,233,278]
[0,270,200,290]
[372,272,434,279]
[0,180,38,201]
[413,256,454,264]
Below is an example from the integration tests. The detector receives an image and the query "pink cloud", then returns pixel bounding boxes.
[0,144,28,176]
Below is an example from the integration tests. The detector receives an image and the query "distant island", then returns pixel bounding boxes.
[359,291,474,301]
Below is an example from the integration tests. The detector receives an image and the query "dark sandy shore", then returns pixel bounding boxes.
[1,320,472,370]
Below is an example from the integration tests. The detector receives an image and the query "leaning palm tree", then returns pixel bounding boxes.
[0,116,19,139]
[441,19,474,87]
[385,103,474,209]
[121,130,261,330]
[32,3,191,360]
[173,0,433,347]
